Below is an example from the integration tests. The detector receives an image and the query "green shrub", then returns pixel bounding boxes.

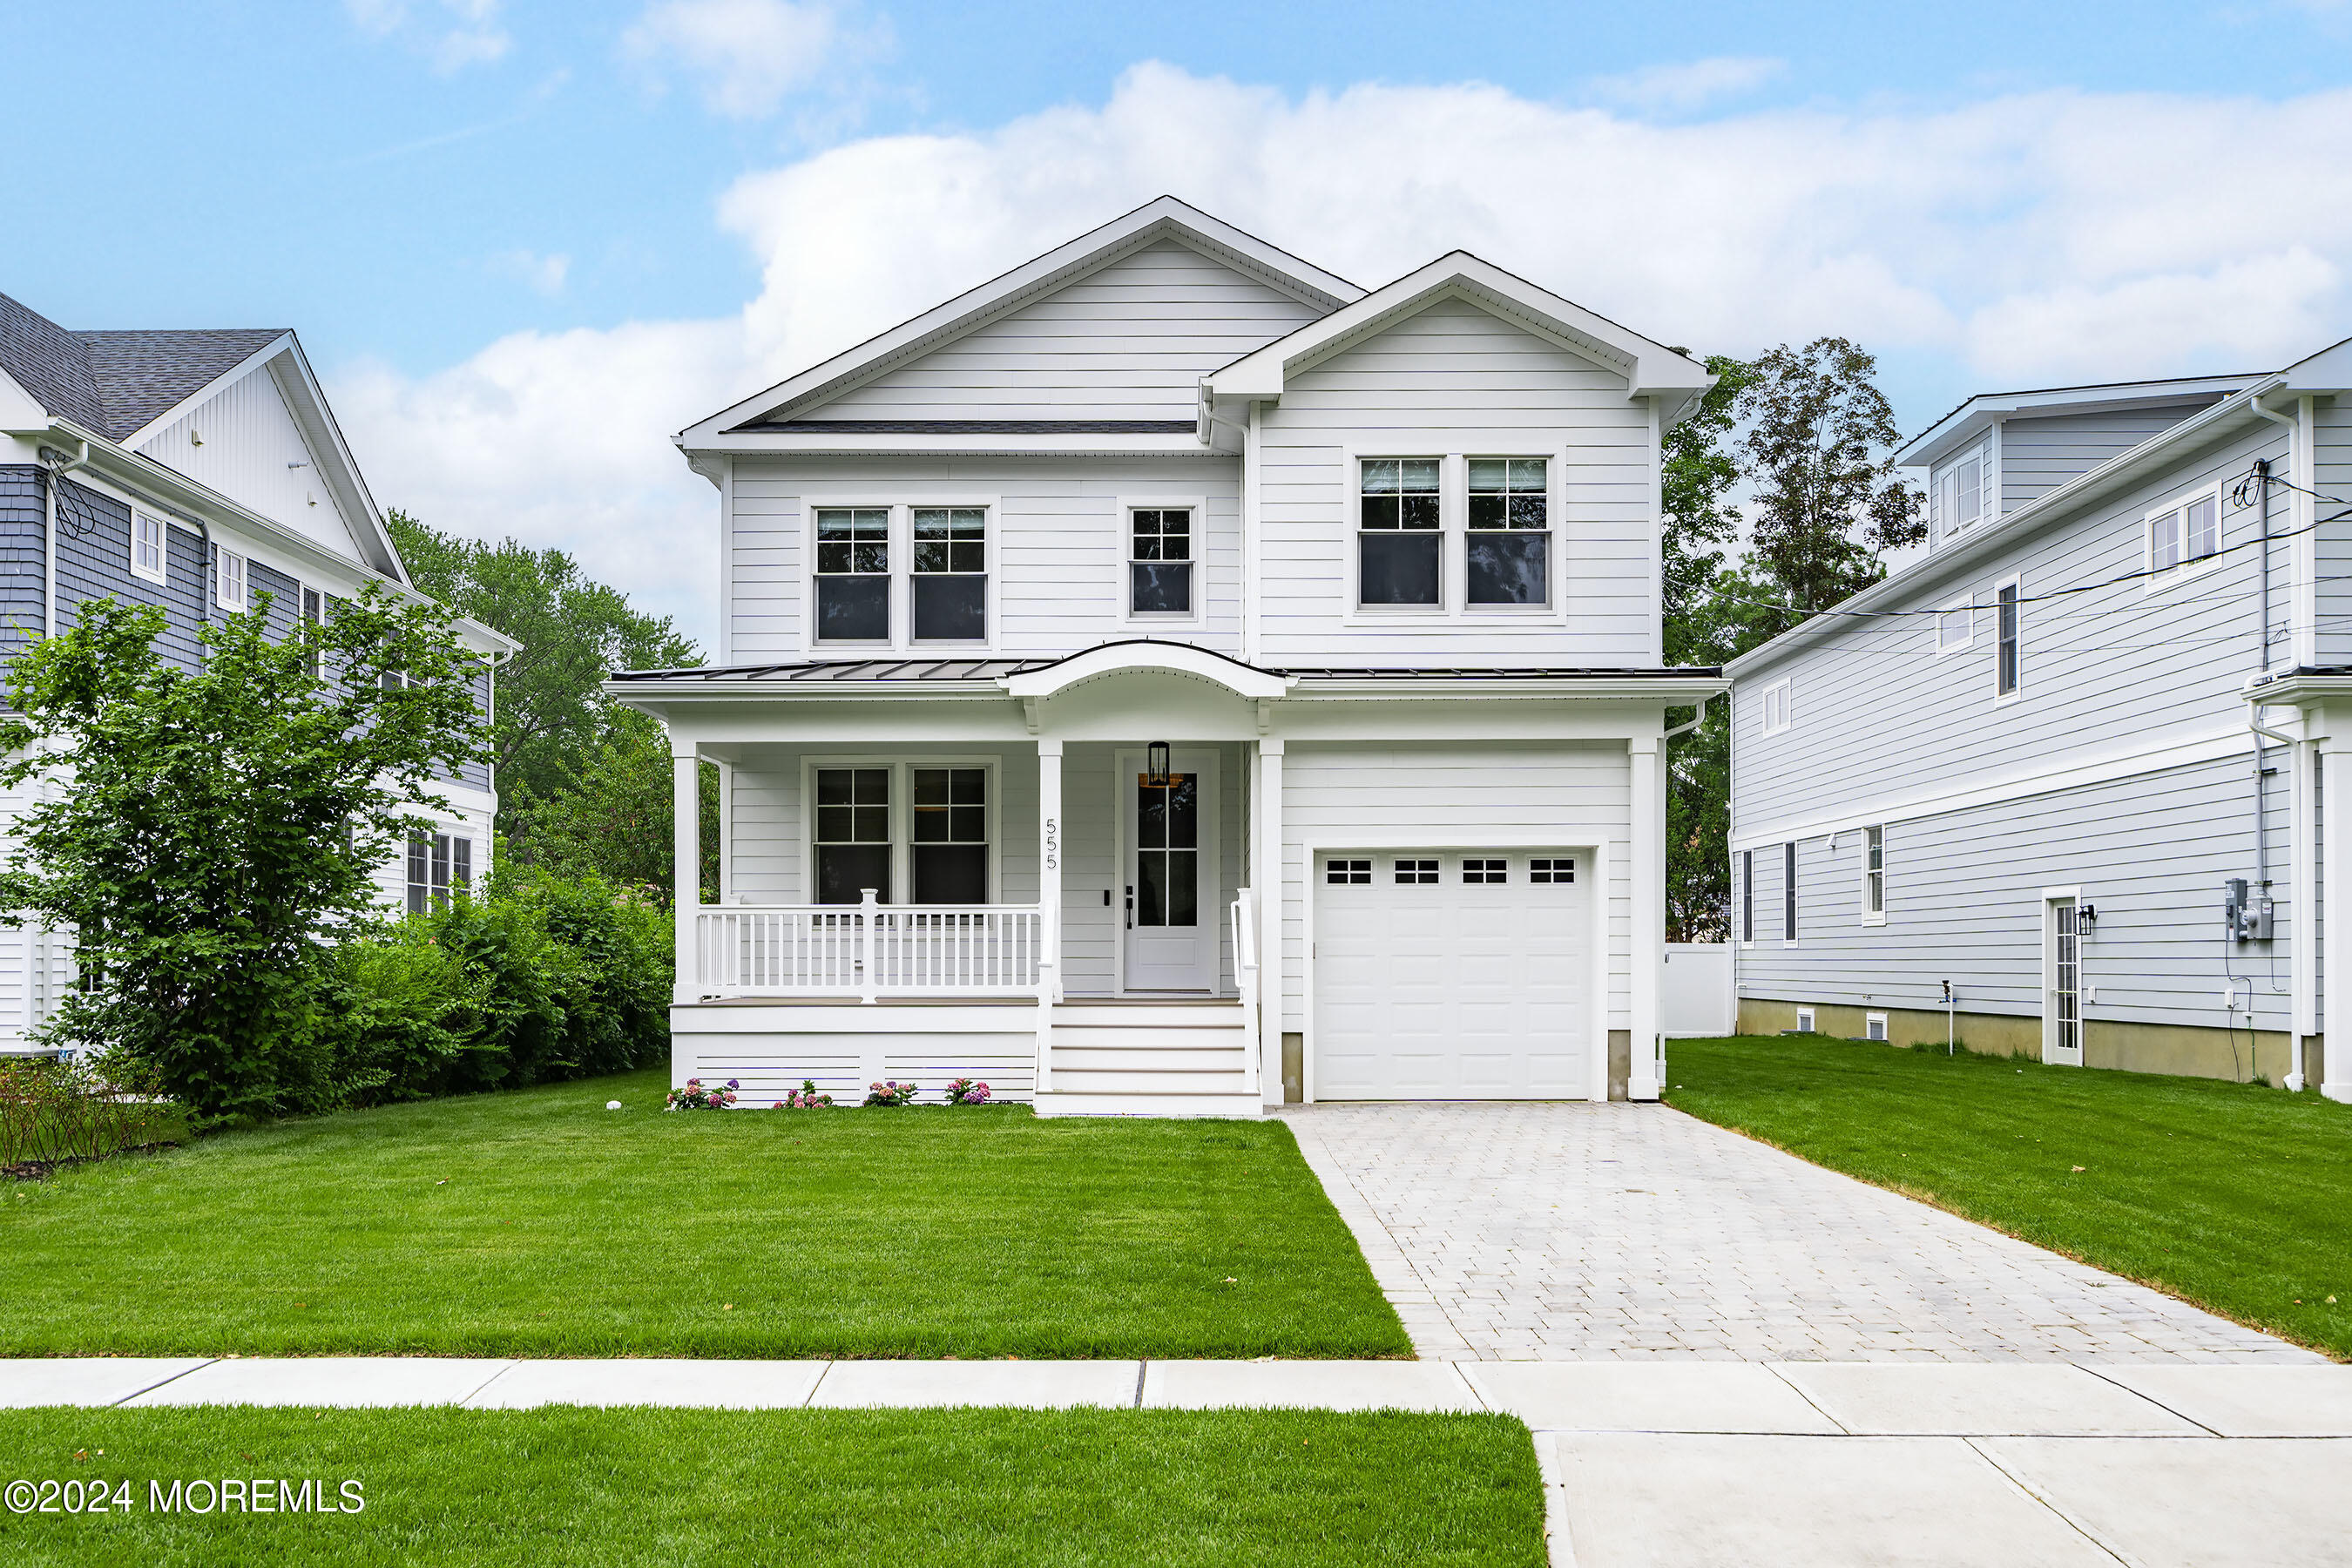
[318,866,671,1108]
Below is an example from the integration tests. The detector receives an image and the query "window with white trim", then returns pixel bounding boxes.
[1782,841,1797,943]
[1936,602,1971,653]
[1740,849,1754,944]
[1466,457,1549,605]
[1358,457,1442,606]
[1863,825,1885,923]
[1761,679,1791,736]
[1865,1011,1889,1043]
[2147,490,2221,578]
[814,767,893,903]
[814,508,891,643]
[910,508,986,642]
[910,767,988,903]
[1326,857,1371,885]
[1996,578,2021,698]
[1128,508,1193,616]
[1796,1007,1816,1033]
[130,512,166,583]
[1941,450,1984,537]
[216,549,247,612]
[406,833,471,914]
[300,585,326,679]
[1393,858,1438,884]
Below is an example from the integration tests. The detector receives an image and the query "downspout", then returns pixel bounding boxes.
[2251,395,2301,1087]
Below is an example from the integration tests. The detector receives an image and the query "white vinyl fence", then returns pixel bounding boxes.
[1661,943,1735,1037]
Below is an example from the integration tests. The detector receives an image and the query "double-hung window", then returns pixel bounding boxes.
[1761,679,1791,736]
[2148,492,2220,577]
[1129,508,1193,616]
[814,508,891,643]
[814,767,892,903]
[1466,458,1549,605]
[1863,825,1885,923]
[1937,601,1970,653]
[1357,457,1442,606]
[1740,849,1754,944]
[1940,451,1984,538]
[911,508,986,641]
[1996,579,2021,698]
[911,767,988,902]
[301,585,326,679]
[131,512,166,583]
[406,833,471,914]
[216,549,247,611]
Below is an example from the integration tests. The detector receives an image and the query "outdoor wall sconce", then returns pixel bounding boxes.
[1145,740,1173,787]
[2078,903,2098,929]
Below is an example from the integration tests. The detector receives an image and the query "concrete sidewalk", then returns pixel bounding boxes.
[4,1357,2349,1565]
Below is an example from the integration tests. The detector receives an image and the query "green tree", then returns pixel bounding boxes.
[0,590,487,1121]
[388,511,713,898]
[1659,353,1759,667]
[1734,337,1925,621]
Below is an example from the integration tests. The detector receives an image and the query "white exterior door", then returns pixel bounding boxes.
[1315,849,1589,1098]
[2044,896,2083,1066]
[1119,749,1218,992]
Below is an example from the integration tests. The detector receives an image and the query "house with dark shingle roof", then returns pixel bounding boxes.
[0,289,516,1048]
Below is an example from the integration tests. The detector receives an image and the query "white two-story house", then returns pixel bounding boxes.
[1727,338,2352,1101]
[613,198,1724,1115]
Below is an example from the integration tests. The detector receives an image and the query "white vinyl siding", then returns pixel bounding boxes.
[814,238,1322,423]
[1254,295,1656,666]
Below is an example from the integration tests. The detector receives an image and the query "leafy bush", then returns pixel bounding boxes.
[316,865,671,1109]
[666,1077,738,1111]
[775,1080,833,1109]
[0,1055,183,1171]
[943,1078,991,1106]
[863,1080,919,1107]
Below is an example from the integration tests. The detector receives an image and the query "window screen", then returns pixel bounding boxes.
[815,508,890,642]
[912,508,986,641]
[1359,458,1441,605]
[1466,457,1548,605]
[1130,508,1193,615]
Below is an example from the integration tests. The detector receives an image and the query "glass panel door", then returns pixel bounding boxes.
[2046,898,2082,1066]
[1122,752,1217,992]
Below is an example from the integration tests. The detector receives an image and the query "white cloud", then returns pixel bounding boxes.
[345,0,510,74]
[1587,56,1786,112]
[487,249,572,298]
[330,64,2352,647]
[621,0,870,119]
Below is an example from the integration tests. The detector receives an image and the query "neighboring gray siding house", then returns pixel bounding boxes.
[613,197,1727,1116]
[1727,341,2352,1102]
[0,290,515,1047]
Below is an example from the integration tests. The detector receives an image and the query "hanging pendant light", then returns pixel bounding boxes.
[1145,740,1173,787]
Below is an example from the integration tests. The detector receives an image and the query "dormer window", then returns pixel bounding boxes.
[1358,457,1442,606]
[1940,450,1984,538]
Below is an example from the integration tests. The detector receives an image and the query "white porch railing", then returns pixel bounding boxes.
[1232,889,1260,1090]
[695,891,1044,1000]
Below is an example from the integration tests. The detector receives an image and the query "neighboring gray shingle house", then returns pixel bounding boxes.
[612,197,1728,1116]
[0,290,516,1048]
[1726,336,2352,1101]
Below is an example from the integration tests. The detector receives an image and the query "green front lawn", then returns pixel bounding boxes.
[1666,1034,2352,1357]
[0,1407,1544,1566]
[0,1069,1407,1359]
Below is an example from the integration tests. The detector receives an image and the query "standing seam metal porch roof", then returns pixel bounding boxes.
[607,657,1726,683]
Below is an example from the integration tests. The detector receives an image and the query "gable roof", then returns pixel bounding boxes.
[679,196,1362,445]
[1893,372,2259,470]
[0,292,286,443]
[1202,252,1716,422]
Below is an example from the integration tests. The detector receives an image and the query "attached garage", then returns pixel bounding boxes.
[1311,848,1593,1099]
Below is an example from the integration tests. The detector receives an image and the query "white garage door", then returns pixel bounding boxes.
[1314,849,1591,1100]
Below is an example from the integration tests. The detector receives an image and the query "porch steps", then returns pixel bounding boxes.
[1033,1001,1260,1119]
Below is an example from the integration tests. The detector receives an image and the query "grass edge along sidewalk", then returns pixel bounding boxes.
[1663,1033,2352,1360]
[0,1068,1409,1361]
[0,1406,1544,1568]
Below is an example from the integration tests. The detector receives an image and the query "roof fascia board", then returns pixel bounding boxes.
[41,417,510,653]
[602,673,1727,702]
[1893,375,2259,469]
[1728,379,2286,679]
[1207,253,1712,403]
[681,199,1362,441]
[682,429,1229,459]
[2279,333,2352,391]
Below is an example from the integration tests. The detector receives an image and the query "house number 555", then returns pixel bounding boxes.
[1044,816,1058,872]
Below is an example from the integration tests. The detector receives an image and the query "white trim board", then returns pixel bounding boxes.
[1729,726,2256,854]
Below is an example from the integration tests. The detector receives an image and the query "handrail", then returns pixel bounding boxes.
[694,894,1044,999]
[1231,889,1260,1093]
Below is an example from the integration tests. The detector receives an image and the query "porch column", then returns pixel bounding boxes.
[1036,740,1063,1098]
[2291,733,2316,1092]
[2325,728,2352,1102]
[1255,740,1284,1104]
[1627,735,1663,1100]
[672,744,700,1005]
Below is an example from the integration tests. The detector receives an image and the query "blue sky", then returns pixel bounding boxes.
[10,2,2352,641]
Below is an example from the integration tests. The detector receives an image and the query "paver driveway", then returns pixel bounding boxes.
[1277,1103,2321,1363]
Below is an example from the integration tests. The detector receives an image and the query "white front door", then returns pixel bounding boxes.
[2044,897,2083,1066]
[1119,749,1218,992]
[1315,849,1590,1098]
